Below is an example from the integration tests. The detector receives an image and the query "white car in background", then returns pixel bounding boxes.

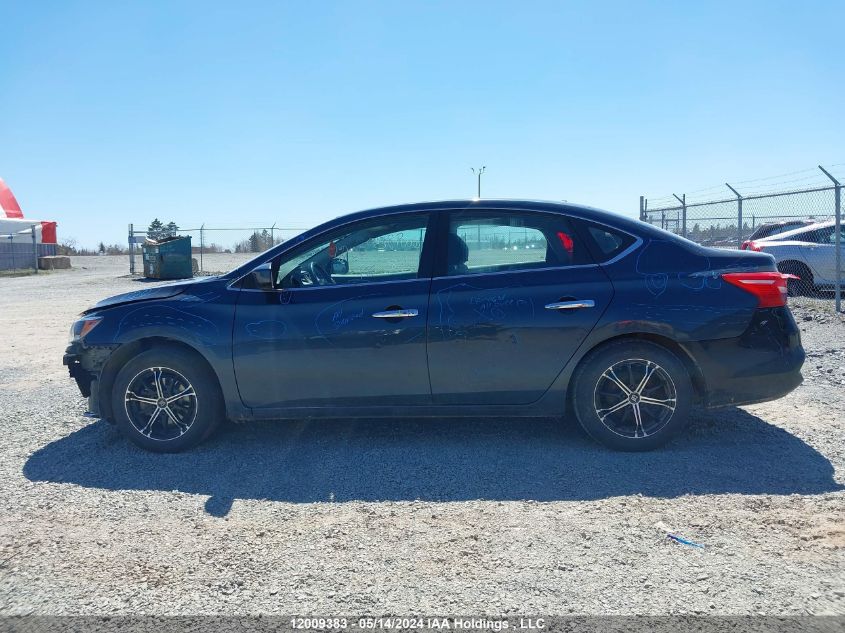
[742,220,844,295]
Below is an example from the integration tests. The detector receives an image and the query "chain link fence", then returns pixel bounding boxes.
[641,166,843,312]
[128,224,308,276]
[0,225,56,273]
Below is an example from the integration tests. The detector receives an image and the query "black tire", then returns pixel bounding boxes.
[778,261,814,297]
[571,340,693,451]
[111,347,223,453]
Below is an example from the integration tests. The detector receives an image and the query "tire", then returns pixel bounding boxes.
[111,347,224,453]
[571,340,693,451]
[778,261,814,297]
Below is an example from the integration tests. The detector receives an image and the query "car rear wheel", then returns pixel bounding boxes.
[778,261,814,297]
[111,347,223,452]
[571,341,693,451]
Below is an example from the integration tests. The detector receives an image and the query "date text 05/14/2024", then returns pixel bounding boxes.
[290,618,548,630]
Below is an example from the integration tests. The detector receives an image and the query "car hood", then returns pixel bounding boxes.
[85,276,220,313]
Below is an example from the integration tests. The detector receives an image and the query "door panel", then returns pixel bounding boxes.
[800,244,833,283]
[232,211,434,409]
[426,208,614,405]
[799,227,842,285]
[427,267,612,404]
[234,281,431,408]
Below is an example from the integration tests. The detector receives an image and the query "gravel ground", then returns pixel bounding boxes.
[0,255,843,616]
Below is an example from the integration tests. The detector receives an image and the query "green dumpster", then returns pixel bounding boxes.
[142,235,193,280]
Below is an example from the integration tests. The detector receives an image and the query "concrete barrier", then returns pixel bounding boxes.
[38,256,72,270]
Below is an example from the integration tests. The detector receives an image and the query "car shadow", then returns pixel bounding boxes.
[23,408,842,516]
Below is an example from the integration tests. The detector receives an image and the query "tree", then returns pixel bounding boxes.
[57,238,77,256]
[98,242,106,254]
[147,219,181,240]
[105,243,128,255]
[147,218,164,240]
[248,231,261,253]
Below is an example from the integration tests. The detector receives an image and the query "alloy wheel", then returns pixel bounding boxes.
[593,358,677,439]
[124,367,198,441]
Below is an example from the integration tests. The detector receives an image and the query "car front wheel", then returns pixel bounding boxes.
[111,347,223,452]
[571,341,693,451]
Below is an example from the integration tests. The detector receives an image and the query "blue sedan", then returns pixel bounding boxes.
[64,200,804,452]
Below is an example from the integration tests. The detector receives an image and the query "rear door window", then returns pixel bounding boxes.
[809,227,835,245]
[441,210,592,277]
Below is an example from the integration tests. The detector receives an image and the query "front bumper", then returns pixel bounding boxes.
[63,341,116,418]
[687,306,805,408]
[63,342,93,398]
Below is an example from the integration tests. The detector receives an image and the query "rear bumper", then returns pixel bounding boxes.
[686,306,805,408]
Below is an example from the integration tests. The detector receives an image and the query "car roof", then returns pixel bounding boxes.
[760,219,812,226]
[756,219,834,242]
[335,198,606,218]
[324,198,652,234]
[226,198,696,280]
[226,198,668,277]
[754,220,812,233]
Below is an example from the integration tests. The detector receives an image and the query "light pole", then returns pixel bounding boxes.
[471,166,486,198]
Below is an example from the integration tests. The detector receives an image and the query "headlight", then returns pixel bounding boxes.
[69,315,103,342]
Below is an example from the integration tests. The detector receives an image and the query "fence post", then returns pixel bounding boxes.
[199,224,204,274]
[673,194,687,238]
[31,224,38,273]
[639,196,645,221]
[726,183,743,247]
[819,166,842,313]
[128,223,135,275]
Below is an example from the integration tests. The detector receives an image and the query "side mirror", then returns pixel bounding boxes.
[330,257,349,275]
[243,262,274,291]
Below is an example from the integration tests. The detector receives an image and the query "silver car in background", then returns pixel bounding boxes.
[742,220,844,295]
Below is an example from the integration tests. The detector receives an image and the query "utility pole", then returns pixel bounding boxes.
[673,193,687,238]
[471,166,486,198]
[819,165,842,313]
[725,183,743,248]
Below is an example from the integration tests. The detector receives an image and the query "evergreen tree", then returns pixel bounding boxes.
[147,218,164,240]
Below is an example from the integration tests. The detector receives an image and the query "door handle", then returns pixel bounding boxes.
[545,300,595,310]
[372,309,419,318]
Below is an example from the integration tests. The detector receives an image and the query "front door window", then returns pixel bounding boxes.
[275,215,428,288]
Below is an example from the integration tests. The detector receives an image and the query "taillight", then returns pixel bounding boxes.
[721,272,796,308]
[742,241,764,252]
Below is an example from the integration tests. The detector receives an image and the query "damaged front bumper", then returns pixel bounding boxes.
[63,341,115,418]
[63,342,93,397]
